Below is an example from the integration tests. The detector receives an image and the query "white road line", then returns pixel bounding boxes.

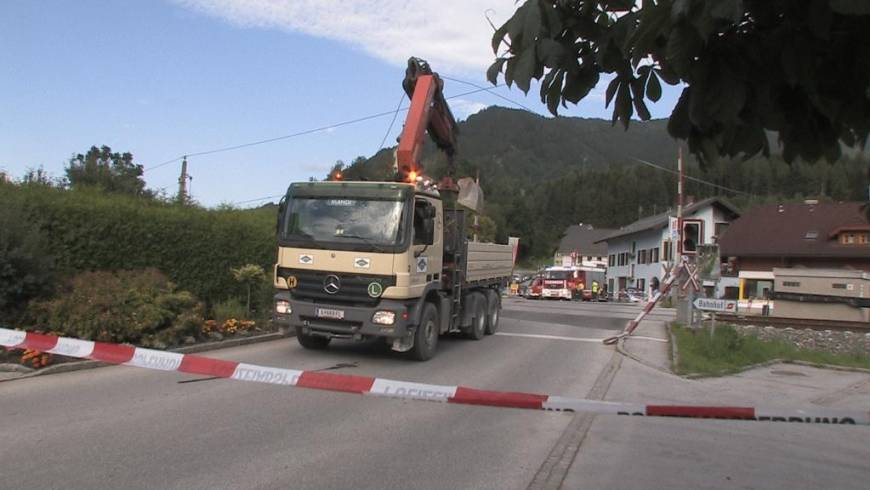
[495,332,668,343]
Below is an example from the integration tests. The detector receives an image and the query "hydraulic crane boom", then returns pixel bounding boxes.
[395,57,459,184]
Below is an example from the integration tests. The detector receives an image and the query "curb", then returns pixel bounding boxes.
[616,326,679,378]
[0,363,34,374]
[0,330,290,383]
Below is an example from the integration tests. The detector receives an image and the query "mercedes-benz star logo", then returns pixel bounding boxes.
[323,275,341,294]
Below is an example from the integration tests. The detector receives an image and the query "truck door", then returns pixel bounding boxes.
[411,197,443,294]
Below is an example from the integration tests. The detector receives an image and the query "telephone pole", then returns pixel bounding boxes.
[178,156,189,205]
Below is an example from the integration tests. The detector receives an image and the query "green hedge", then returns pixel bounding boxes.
[0,183,276,305]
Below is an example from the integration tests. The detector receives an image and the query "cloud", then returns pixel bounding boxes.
[173,0,511,74]
[450,98,489,119]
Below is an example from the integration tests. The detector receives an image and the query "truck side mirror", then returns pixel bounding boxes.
[276,196,287,235]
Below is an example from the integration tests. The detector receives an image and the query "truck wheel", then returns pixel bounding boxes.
[467,293,486,340]
[295,327,330,350]
[411,302,439,361]
[485,290,500,335]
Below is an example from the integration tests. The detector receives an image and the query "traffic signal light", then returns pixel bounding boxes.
[682,219,702,254]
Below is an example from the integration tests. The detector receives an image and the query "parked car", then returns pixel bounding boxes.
[618,288,643,303]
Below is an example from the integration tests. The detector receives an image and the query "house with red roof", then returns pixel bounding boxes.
[719,200,870,317]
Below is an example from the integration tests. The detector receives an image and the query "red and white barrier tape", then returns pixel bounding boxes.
[2,328,868,425]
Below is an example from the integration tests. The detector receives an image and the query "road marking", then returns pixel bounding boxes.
[496,332,668,343]
[495,332,604,343]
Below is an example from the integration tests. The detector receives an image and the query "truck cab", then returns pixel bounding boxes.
[273,179,441,336]
[272,180,513,361]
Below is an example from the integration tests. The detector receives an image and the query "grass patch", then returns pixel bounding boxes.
[672,324,870,376]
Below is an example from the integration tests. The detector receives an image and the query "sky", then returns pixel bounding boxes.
[0,0,682,207]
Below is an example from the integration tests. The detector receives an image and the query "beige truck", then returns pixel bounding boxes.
[272,180,514,360]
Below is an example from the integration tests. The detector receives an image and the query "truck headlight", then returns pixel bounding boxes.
[372,310,396,325]
[275,300,292,315]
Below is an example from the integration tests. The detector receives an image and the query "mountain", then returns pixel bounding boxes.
[346,106,681,184]
[338,106,869,261]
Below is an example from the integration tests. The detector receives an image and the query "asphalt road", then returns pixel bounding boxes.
[0,298,632,490]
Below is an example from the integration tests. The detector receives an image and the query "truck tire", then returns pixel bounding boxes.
[295,327,330,350]
[466,293,486,340]
[411,302,439,361]
[484,290,500,335]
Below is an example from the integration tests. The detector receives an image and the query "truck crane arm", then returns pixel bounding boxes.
[395,57,459,184]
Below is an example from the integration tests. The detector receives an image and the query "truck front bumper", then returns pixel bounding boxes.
[272,291,413,339]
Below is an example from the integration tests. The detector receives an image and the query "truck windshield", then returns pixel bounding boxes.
[544,270,571,280]
[280,197,406,250]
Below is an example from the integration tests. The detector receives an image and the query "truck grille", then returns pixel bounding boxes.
[278,268,396,306]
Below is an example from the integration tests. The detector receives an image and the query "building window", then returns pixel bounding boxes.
[842,233,856,244]
[782,281,800,287]
[637,278,645,293]
[804,230,819,240]
[662,240,672,262]
[832,283,848,289]
[652,247,659,263]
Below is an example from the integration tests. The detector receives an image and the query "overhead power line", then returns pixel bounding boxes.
[632,157,751,196]
[441,75,541,114]
[231,194,284,206]
[144,84,505,173]
[376,93,406,154]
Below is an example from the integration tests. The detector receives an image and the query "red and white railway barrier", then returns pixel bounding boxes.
[2,328,868,425]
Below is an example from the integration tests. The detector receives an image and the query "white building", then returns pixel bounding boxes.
[596,197,740,296]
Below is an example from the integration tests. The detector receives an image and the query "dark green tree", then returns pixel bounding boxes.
[488,0,870,163]
[66,145,148,195]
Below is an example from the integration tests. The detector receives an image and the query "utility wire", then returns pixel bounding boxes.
[441,75,540,114]
[632,157,751,196]
[376,93,405,153]
[231,194,284,206]
[145,85,504,173]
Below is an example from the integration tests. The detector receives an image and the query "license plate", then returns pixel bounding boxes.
[316,308,345,320]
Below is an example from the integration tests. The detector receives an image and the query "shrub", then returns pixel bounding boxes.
[231,264,266,314]
[27,269,203,348]
[1,183,275,306]
[212,298,248,323]
[0,195,56,323]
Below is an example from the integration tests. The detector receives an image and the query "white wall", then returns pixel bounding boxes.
[604,203,734,296]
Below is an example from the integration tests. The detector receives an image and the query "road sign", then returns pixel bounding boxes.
[680,259,700,292]
[669,216,680,241]
[693,298,738,313]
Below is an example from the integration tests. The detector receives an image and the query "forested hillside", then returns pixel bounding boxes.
[340,107,869,260]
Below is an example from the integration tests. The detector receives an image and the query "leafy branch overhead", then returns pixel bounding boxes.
[488,0,870,164]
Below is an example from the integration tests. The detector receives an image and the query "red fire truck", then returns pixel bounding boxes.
[540,266,606,300]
